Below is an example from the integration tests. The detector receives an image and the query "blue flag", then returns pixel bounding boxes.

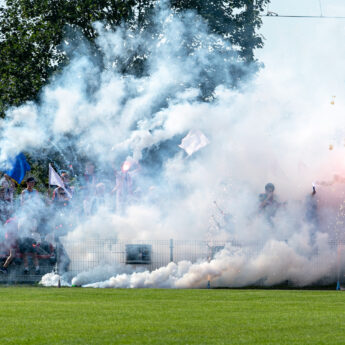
[5,153,31,184]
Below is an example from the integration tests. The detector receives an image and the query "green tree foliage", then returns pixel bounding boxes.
[0,0,269,116]
[114,0,270,95]
[132,0,270,62]
[0,0,135,117]
[171,0,269,62]
[0,0,269,191]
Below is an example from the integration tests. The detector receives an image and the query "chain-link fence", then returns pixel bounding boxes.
[63,239,213,275]
[61,238,345,287]
[1,237,345,286]
[62,238,264,275]
[60,238,313,273]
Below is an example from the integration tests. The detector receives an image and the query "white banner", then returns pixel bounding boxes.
[49,164,72,198]
[179,129,210,156]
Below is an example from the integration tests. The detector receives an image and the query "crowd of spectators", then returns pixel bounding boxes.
[0,160,139,274]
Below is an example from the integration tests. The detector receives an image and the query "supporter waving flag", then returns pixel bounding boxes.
[49,164,72,198]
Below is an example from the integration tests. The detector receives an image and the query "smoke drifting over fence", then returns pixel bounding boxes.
[1,1,345,288]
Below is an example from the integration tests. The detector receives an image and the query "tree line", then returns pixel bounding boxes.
[0,0,270,117]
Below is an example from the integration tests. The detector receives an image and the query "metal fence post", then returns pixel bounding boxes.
[170,239,174,262]
[55,237,61,288]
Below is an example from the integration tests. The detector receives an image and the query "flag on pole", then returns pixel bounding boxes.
[179,129,210,156]
[5,153,31,184]
[49,164,72,198]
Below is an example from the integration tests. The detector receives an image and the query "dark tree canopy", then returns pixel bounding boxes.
[0,0,136,116]
[0,0,270,117]
[171,0,269,61]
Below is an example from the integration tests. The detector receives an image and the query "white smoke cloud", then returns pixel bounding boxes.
[71,263,136,286]
[1,2,345,288]
[84,233,338,289]
[40,272,71,287]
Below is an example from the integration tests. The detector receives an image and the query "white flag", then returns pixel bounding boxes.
[49,164,72,198]
[179,129,210,156]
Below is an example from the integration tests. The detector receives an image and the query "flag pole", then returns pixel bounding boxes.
[49,163,62,287]
[48,163,52,199]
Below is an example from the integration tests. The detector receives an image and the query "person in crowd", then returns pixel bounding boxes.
[259,182,280,218]
[305,185,318,223]
[0,173,15,204]
[0,174,15,221]
[0,217,19,274]
[89,183,106,215]
[21,177,39,205]
[305,184,318,245]
[51,183,75,237]
[0,187,8,223]
[18,218,41,274]
[83,162,97,186]
[112,160,140,213]
[61,171,74,195]
[52,187,70,207]
[81,162,98,215]
[51,171,73,203]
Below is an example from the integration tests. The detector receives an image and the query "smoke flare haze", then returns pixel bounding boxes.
[1,1,345,288]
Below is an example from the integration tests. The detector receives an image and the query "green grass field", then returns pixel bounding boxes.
[0,287,343,344]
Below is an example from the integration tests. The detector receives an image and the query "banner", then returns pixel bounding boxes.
[179,129,210,156]
[5,153,31,184]
[49,164,72,198]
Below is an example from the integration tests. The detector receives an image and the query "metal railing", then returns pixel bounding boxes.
[61,238,282,275]
[1,238,345,287]
[60,238,345,288]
